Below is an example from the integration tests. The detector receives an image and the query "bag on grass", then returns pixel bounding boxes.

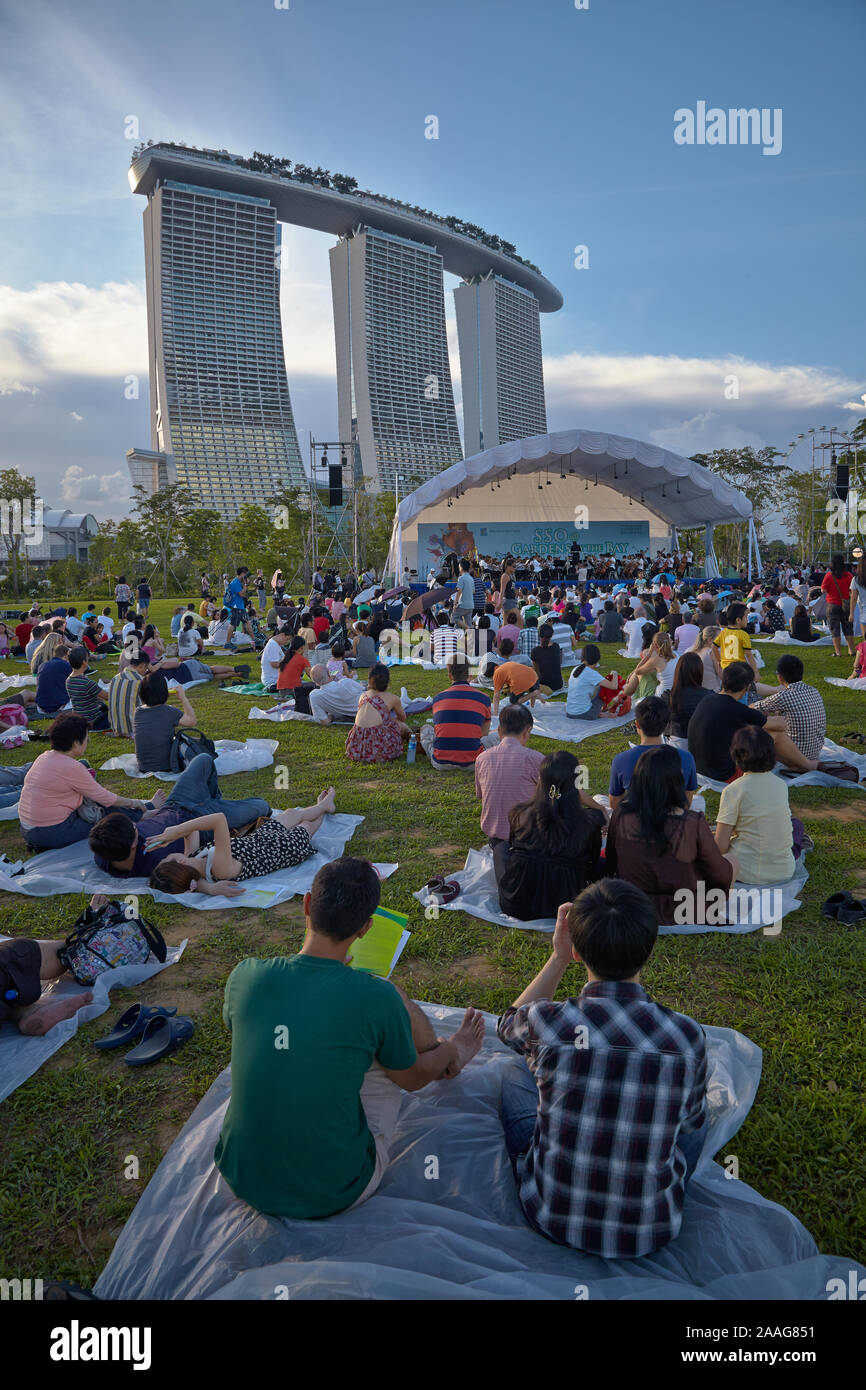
[600,670,631,715]
[168,726,217,773]
[58,900,167,986]
[816,759,860,783]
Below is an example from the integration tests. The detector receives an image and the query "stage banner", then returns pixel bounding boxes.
[418,519,650,568]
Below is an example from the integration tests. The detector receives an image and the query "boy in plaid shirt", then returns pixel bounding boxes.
[497,878,708,1258]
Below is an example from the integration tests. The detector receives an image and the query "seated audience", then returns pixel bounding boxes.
[133,672,197,773]
[531,623,563,693]
[566,644,619,719]
[176,615,234,679]
[34,638,72,715]
[147,792,340,894]
[276,635,311,693]
[714,727,797,885]
[350,621,377,669]
[208,857,483,1219]
[474,703,544,848]
[715,602,758,677]
[107,648,150,737]
[307,664,363,725]
[493,750,605,920]
[18,713,151,850]
[668,650,713,738]
[261,628,292,691]
[598,602,624,643]
[497,878,709,1257]
[30,630,68,679]
[431,614,462,665]
[65,645,110,730]
[752,653,827,772]
[345,664,409,763]
[491,649,542,713]
[605,746,738,923]
[606,630,673,713]
[0,923,114,1034]
[419,657,496,768]
[790,604,820,643]
[608,696,698,809]
[690,624,723,692]
[687,661,768,783]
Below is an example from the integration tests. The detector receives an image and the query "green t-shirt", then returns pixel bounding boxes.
[214,954,417,1219]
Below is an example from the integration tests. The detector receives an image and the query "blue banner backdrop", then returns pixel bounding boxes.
[418,519,651,567]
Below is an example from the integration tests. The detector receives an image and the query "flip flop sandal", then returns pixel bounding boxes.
[837,900,866,926]
[843,731,866,745]
[94,1003,177,1050]
[124,1014,195,1067]
[234,664,252,677]
[821,891,853,920]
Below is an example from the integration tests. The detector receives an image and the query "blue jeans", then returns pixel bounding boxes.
[500,1060,708,1180]
[165,752,269,830]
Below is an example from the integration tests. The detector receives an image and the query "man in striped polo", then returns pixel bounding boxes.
[419,657,498,769]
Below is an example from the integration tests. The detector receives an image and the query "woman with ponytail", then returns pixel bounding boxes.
[493,751,606,921]
[565,644,620,719]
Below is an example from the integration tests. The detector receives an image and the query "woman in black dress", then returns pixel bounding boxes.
[493,751,606,921]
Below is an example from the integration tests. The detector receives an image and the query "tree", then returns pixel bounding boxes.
[0,468,38,599]
[131,483,197,595]
[178,508,226,580]
[692,447,789,571]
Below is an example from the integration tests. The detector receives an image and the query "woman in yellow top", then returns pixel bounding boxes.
[714,725,796,885]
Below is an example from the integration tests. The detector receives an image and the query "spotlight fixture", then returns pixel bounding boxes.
[676,480,681,494]
[661,486,667,498]
[594,473,598,487]
[624,460,629,476]
[613,464,618,480]
[538,478,543,490]
[568,453,575,475]
[585,477,589,491]
[640,492,645,503]
[629,494,633,506]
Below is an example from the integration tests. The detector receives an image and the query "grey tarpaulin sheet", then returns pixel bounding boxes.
[100,737,279,780]
[754,633,833,646]
[0,815,397,911]
[825,676,866,691]
[93,1005,861,1300]
[0,937,186,1103]
[413,847,807,935]
[526,706,635,745]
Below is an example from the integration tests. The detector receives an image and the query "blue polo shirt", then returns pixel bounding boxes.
[609,744,698,798]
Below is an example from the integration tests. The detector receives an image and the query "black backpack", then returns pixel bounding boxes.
[168,726,217,774]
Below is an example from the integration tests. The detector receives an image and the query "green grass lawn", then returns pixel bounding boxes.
[1,596,865,1284]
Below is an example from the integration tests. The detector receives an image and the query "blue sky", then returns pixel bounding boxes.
[0,0,863,520]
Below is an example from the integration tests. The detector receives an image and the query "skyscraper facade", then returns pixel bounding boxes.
[330,228,463,491]
[141,179,304,516]
[454,275,547,458]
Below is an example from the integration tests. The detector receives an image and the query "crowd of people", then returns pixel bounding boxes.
[0,543,861,1268]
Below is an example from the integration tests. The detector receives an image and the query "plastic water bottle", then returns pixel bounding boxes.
[407,734,417,764]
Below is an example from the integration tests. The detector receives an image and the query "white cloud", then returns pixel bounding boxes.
[61,465,128,503]
[69,410,84,422]
[0,281,147,386]
[542,351,863,414]
[0,379,40,396]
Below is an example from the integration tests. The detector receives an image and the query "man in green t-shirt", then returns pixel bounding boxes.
[215,857,485,1219]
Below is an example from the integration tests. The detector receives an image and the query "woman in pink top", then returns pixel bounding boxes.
[18,713,154,851]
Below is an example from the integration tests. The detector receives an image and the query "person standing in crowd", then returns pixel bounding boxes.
[136,577,152,619]
[821,552,856,657]
[114,577,132,621]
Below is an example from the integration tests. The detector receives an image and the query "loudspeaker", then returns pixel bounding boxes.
[832,462,850,502]
[328,464,343,507]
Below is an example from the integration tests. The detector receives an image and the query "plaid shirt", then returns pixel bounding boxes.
[517,626,537,657]
[752,680,826,762]
[497,982,707,1258]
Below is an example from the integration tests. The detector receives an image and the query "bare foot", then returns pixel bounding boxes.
[446,1006,485,1076]
[19,991,94,1036]
[151,788,168,810]
[317,787,336,815]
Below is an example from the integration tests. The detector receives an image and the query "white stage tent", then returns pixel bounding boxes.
[386,430,762,580]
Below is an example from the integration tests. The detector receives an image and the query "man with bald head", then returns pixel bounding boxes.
[308,665,363,724]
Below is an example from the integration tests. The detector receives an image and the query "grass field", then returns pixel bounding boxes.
[1,596,865,1285]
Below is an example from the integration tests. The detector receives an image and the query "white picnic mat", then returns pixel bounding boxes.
[527,705,636,744]
[0,814,396,911]
[413,847,807,935]
[825,677,866,691]
[754,633,833,647]
[696,738,866,793]
[0,936,186,1103]
[0,674,36,694]
[100,737,279,780]
[92,1005,862,1300]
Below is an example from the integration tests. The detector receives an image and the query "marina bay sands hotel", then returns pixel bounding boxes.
[128,144,562,519]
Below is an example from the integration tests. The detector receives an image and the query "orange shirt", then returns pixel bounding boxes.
[493,662,539,697]
[277,652,310,690]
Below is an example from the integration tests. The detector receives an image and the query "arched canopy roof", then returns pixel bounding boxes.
[387,430,751,576]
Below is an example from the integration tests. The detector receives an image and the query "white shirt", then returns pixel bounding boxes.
[590,596,606,617]
[261,637,285,687]
[121,621,137,642]
[208,619,231,646]
[309,676,362,722]
[623,618,645,656]
[177,627,201,659]
[98,615,115,637]
[577,566,588,583]
[778,594,797,622]
[65,615,85,638]
[675,622,700,652]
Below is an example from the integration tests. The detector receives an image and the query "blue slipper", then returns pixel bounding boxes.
[124,1015,194,1067]
[94,1003,177,1050]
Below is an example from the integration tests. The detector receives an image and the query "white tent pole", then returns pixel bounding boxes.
[747,519,753,581]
